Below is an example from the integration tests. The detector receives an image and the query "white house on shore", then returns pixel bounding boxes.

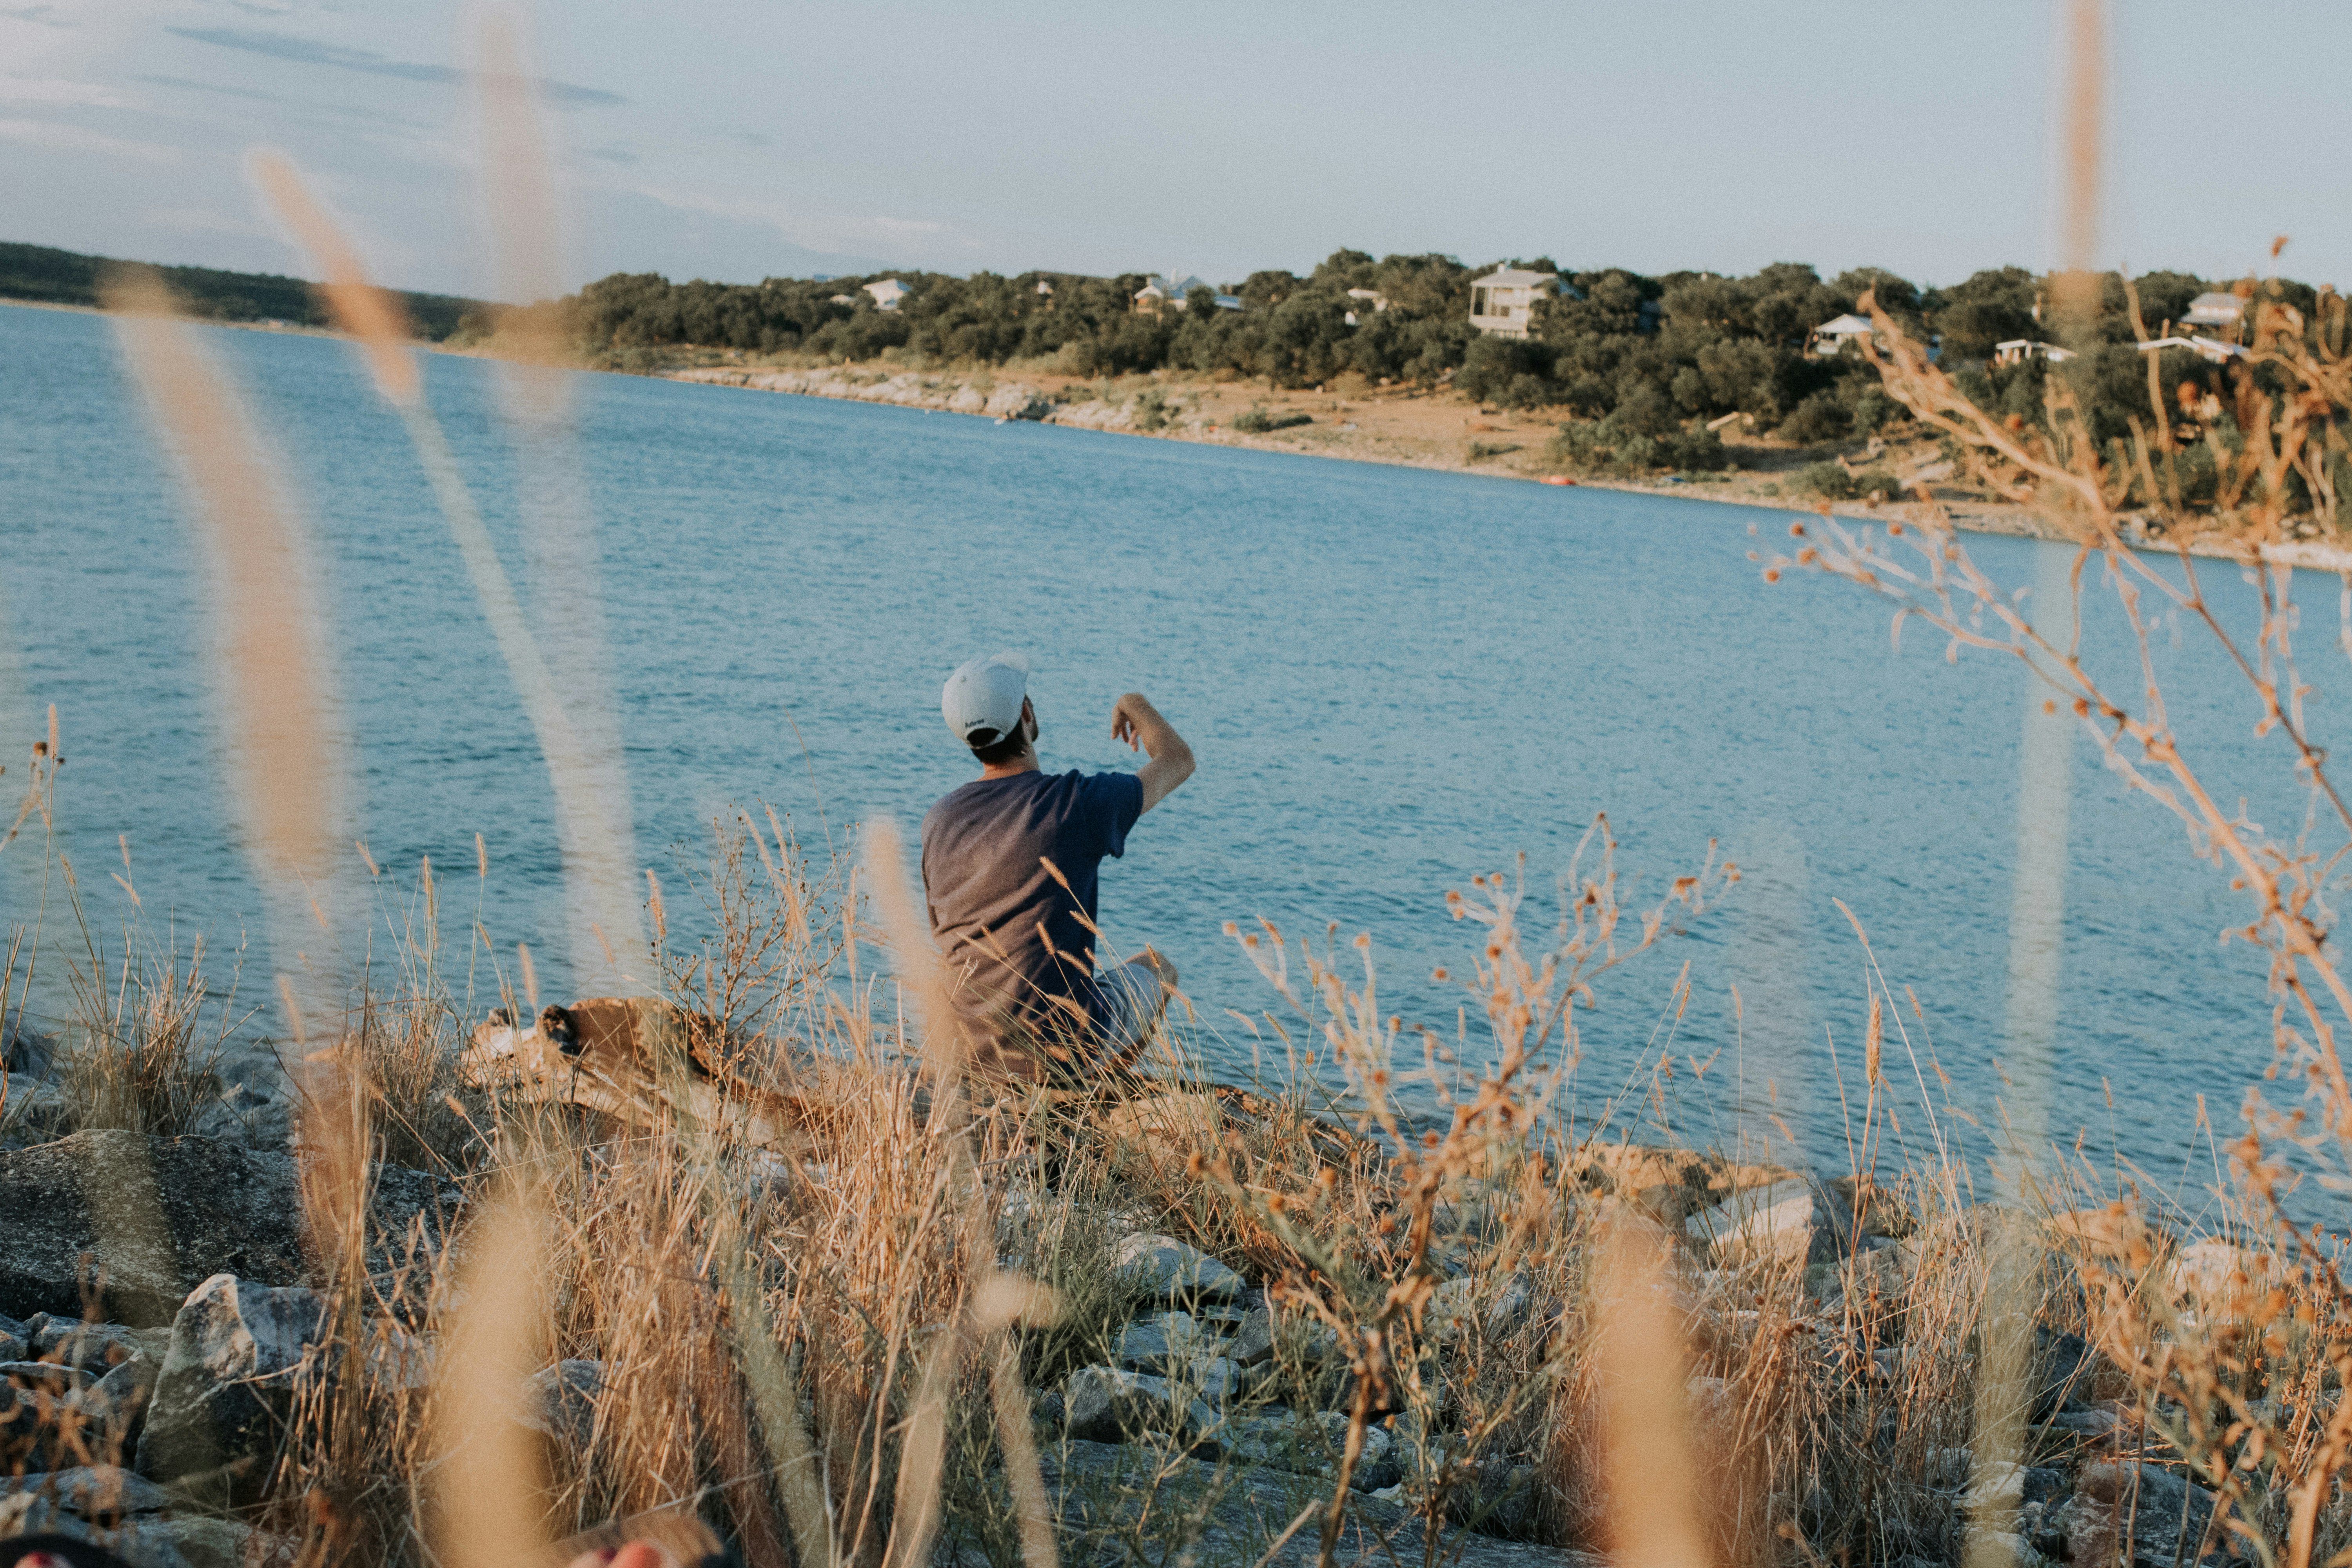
[2135,334,2247,365]
[2182,291,2247,330]
[1993,338,2078,366]
[1467,269,1557,338]
[863,278,912,311]
[1132,274,1243,316]
[1809,313,1882,357]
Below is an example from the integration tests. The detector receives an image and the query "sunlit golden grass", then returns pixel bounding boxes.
[18,16,2352,1568]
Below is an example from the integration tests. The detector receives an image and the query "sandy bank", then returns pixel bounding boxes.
[665,361,2352,575]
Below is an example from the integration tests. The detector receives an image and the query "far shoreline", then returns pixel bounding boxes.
[17,296,2343,575]
[658,356,2352,575]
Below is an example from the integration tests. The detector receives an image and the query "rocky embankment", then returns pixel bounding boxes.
[0,1131,459,1566]
[668,365,1217,438]
[0,1105,2231,1568]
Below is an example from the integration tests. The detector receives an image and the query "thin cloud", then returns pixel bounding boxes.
[1,5,74,27]
[137,72,281,104]
[0,117,179,163]
[137,71,440,131]
[0,76,128,107]
[164,26,626,107]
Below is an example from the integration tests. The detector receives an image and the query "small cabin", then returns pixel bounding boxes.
[1133,274,1241,316]
[2135,335,2246,365]
[1467,269,1557,338]
[2181,292,2246,330]
[1810,313,1882,357]
[1993,339,2078,366]
[862,278,911,312]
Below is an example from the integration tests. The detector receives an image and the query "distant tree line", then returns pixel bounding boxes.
[0,241,483,341]
[559,252,2323,478]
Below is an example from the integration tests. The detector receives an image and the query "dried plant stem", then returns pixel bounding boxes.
[1594,1214,1711,1568]
[430,1176,556,1568]
[397,404,647,984]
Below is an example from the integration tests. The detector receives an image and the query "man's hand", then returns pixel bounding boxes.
[1110,692,1196,813]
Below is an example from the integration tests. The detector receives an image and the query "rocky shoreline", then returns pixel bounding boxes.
[664,362,2352,574]
[0,1105,2224,1568]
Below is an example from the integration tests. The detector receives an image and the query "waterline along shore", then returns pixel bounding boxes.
[663,358,2352,572]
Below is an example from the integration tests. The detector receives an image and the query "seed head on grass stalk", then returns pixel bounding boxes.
[250,138,647,991]
[430,1178,558,1568]
[100,267,343,891]
[249,151,419,409]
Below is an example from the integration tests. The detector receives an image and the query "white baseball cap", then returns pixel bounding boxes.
[941,651,1033,744]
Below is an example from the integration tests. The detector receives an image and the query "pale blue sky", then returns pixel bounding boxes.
[3,0,2346,300]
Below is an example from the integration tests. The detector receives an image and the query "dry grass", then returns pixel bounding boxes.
[15,21,2352,1568]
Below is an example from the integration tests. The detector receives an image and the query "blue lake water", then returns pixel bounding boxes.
[0,300,2320,1201]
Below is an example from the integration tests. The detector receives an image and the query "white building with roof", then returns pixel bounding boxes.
[1132,274,1241,316]
[862,278,911,311]
[2135,334,2246,365]
[1993,339,2078,366]
[1810,313,1884,357]
[1467,268,1557,338]
[2182,292,2246,330]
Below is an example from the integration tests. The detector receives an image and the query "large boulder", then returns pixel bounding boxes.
[133,1274,328,1506]
[1684,1178,1849,1265]
[0,1466,170,1523]
[1112,1234,1245,1303]
[2063,1461,2223,1568]
[1038,1439,1598,1568]
[1116,1311,1216,1374]
[1220,1409,1398,1492]
[0,1131,460,1327]
[1061,1365,1214,1445]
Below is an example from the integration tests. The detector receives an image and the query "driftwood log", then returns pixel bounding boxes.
[463,996,815,1154]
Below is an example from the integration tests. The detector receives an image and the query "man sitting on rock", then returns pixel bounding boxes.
[921,652,1195,1084]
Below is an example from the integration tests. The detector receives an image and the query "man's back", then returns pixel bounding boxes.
[921,768,1143,1070]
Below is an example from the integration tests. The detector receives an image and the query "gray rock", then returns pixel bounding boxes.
[1220,1409,1398,1491]
[0,1491,83,1544]
[134,1274,327,1507]
[1061,1365,1214,1445]
[0,1131,461,1326]
[1429,1273,1536,1345]
[2034,1328,2093,1419]
[1193,1356,1243,1404]
[34,1320,166,1370]
[520,1359,604,1449]
[0,1386,78,1472]
[1038,1439,1594,1568]
[1112,1233,1245,1302]
[0,1465,170,1518]
[1683,1178,1845,1265]
[2071,1461,2226,1568]
[1115,1311,1210,1372]
[1229,1307,1274,1366]
[0,1493,198,1568]
[0,1359,92,1394]
[150,1515,263,1568]
[69,1353,159,1450]
[1448,1459,1538,1536]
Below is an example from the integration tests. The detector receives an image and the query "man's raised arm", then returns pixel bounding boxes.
[1110,692,1196,813]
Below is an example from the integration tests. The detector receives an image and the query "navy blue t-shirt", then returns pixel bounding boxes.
[920,769,1145,1067]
